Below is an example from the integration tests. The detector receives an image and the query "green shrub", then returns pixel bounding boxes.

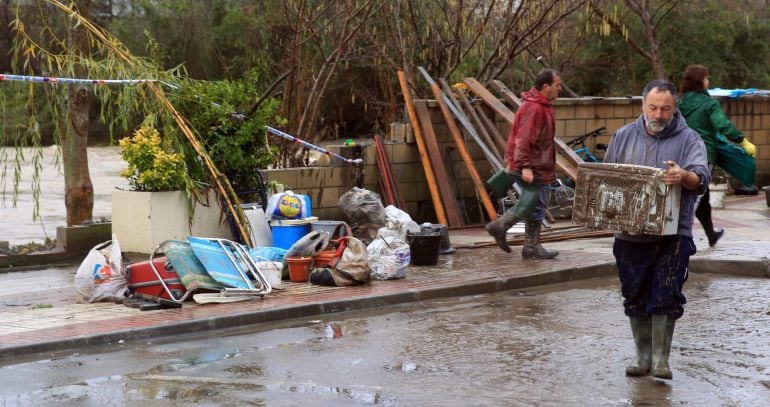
[168,70,280,194]
[119,122,187,191]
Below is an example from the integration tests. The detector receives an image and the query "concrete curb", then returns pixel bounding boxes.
[690,258,770,278]
[2,257,767,358]
[0,250,86,272]
[0,262,617,358]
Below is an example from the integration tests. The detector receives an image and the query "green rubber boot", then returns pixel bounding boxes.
[625,315,652,376]
[651,314,676,379]
[484,211,520,253]
[521,220,559,259]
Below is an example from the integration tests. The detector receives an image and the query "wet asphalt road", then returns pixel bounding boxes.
[1,272,768,406]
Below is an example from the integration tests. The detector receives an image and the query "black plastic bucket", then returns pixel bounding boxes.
[407,231,442,266]
[421,223,456,254]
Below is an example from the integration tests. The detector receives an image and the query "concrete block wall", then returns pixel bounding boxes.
[554,97,641,159]
[263,96,770,224]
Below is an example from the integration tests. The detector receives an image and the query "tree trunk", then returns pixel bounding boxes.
[62,0,94,226]
[626,0,666,79]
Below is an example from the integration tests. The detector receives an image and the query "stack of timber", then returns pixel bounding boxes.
[396,67,588,229]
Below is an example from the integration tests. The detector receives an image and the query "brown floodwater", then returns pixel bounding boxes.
[0,146,127,246]
[1,272,768,406]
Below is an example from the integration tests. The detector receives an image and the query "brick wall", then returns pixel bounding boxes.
[263,96,770,224]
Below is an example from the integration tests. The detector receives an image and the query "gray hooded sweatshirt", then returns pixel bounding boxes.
[604,110,709,241]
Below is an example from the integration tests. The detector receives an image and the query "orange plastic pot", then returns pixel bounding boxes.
[314,250,337,268]
[313,237,348,269]
[286,256,313,282]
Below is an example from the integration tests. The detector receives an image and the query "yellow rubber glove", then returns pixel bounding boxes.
[452,82,469,91]
[739,138,757,157]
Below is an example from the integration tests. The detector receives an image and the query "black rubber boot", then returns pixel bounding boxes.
[484,211,520,253]
[696,192,724,247]
[706,228,724,247]
[651,314,676,379]
[625,315,652,376]
[521,220,558,259]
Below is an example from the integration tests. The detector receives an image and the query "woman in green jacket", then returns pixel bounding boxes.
[678,64,756,246]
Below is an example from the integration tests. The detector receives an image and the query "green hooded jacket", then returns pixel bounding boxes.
[678,91,744,163]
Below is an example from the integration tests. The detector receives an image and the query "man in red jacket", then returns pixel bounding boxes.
[485,69,562,259]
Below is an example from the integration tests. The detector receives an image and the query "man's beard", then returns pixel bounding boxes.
[644,114,671,134]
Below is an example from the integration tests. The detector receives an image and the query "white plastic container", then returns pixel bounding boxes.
[709,182,728,209]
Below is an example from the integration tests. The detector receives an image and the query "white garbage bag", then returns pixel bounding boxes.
[74,235,127,303]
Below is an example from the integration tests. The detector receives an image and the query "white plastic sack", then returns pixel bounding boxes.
[384,205,420,240]
[74,235,127,303]
[266,190,309,220]
[367,235,410,280]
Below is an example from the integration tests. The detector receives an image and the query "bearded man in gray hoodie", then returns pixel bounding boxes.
[603,79,709,380]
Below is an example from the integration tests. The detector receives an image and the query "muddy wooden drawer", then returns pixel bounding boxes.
[572,163,681,235]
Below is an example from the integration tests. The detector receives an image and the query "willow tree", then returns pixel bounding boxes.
[6,0,175,224]
[62,0,95,226]
[7,0,259,244]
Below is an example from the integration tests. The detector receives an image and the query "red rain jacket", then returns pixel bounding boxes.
[506,86,556,184]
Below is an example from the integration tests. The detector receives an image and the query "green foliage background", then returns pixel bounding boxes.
[4,0,770,148]
[167,70,281,192]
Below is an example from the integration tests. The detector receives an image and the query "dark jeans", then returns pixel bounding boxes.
[696,163,716,233]
[613,235,696,319]
[696,188,714,231]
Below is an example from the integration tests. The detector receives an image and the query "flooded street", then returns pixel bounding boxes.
[1,273,767,406]
[0,146,127,246]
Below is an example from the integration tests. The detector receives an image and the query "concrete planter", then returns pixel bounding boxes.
[112,189,232,254]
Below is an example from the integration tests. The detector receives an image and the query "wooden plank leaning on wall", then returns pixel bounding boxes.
[419,68,498,221]
[397,70,463,228]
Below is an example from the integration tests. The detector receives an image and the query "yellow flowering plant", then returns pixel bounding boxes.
[119,122,187,191]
